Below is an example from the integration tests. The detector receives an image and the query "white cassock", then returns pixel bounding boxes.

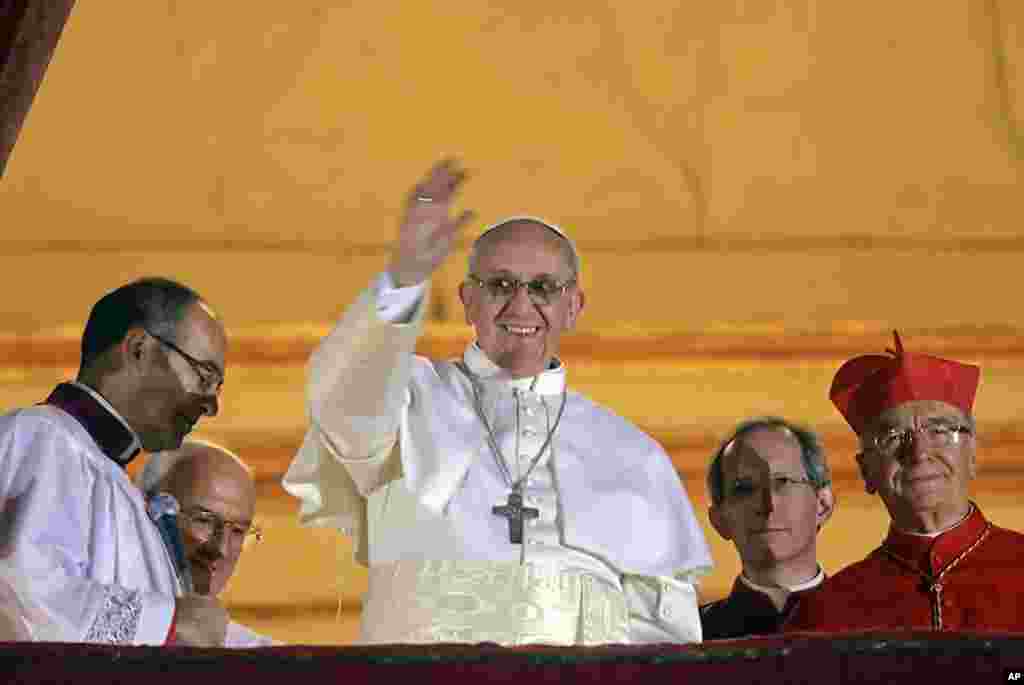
[0,382,179,644]
[283,273,713,645]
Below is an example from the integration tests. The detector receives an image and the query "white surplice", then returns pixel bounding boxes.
[283,274,713,645]
[0,383,178,644]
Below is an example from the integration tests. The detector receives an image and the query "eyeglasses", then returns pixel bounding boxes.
[145,329,224,395]
[868,422,973,457]
[725,475,815,502]
[181,507,262,548]
[466,273,576,306]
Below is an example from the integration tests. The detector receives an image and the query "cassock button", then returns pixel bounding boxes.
[659,582,679,620]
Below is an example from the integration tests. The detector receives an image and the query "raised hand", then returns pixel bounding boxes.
[387,159,475,287]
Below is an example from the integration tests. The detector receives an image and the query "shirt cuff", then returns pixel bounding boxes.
[374,271,427,324]
[622,574,702,643]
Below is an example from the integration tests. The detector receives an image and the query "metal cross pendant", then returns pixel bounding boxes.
[492,491,539,544]
[929,582,944,630]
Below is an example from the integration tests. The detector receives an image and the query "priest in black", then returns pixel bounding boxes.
[700,417,835,640]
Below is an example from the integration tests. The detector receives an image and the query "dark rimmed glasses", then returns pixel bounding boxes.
[181,506,262,549]
[466,273,576,305]
[868,421,973,457]
[725,475,815,502]
[145,329,224,395]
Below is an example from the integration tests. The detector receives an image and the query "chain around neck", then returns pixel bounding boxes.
[456,361,567,493]
[879,522,991,629]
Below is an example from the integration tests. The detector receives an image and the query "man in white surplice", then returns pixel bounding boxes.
[283,160,712,644]
[0,278,230,646]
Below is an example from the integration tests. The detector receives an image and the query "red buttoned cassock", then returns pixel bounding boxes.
[787,332,1024,632]
[786,504,1024,632]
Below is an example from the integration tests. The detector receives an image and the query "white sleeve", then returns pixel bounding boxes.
[304,271,429,469]
[621,573,703,644]
[282,272,431,549]
[0,414,175,645]
[373,270,428,324]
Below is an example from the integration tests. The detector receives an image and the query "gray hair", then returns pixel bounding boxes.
[707,417,831,506]
[467,216,581,278]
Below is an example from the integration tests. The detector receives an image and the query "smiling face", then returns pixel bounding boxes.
[132,302,226,451]
[857,400,976,531]
[166,446,256,596]
[710,427,833,575]
[459,221,584,378]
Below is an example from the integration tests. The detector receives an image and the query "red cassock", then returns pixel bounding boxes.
[786,505,1024,633]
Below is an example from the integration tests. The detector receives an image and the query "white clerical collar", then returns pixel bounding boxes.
[897,503,975,538]
[52,378,142,464]
[739,566,824,595]
[462,342,566,395]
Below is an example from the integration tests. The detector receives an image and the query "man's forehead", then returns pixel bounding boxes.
[474,221,572,267]
[186,301,225,335]
[177,302,228,364]
[175,446,251,491]
[871,400,967,428]
[182,473,255,521]
[194,299,220,322]
[477,217,569,243]
[722,428,804,475]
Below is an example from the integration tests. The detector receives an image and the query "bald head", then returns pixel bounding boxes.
[141,440,252,498]
[467,218,581,278]
[140,440,256,595]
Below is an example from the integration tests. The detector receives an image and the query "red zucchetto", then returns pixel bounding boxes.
[829,331,981,434]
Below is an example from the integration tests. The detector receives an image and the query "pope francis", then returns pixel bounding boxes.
[283,159,711,645]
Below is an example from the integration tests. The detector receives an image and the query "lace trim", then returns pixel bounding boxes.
[84,585,142,644]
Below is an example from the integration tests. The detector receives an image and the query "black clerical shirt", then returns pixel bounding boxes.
[700,572,822,641]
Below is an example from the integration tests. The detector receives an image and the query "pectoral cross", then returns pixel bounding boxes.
[492,491,539,544]
[929,581,944,629]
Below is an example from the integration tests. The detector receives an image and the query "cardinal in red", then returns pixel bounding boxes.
[786,332,1024,632]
